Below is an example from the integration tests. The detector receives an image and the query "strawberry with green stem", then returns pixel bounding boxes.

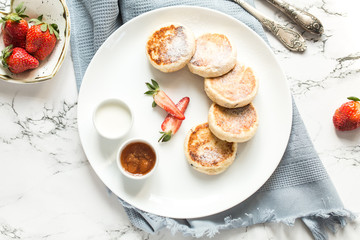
[0,2,29,49]
[159,97,190,142]
[333,96,360,131]
[26,15,59,61]
[0,45,39,74]
[144,79,185,120]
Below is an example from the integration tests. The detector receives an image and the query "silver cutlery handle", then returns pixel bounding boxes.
[233,0,306,52]
[265,0,324,35]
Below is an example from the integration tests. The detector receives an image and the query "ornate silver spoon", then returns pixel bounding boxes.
[233,0,306,52]
[265,0,324,35]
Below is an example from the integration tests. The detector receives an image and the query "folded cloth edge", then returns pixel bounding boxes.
[118,196,356,239]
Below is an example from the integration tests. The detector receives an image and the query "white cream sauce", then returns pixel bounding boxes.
[94,100,132,139]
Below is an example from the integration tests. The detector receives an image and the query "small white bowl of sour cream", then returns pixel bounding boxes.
[93,98,133,140]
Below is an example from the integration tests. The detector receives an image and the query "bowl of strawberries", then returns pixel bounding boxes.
[0,0,70,83]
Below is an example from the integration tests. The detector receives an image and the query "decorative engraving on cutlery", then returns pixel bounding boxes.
[261,18,306,52]
[265,0,324,35]
[233,0,306,52]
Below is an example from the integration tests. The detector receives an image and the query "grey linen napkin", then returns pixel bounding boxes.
[67,0,355,239]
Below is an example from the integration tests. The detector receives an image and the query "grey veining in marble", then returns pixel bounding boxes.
[0,0,359,239]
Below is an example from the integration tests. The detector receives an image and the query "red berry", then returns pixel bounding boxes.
[1,3,29,48]
[26,15,59,61]
[333,97,360,131]
[1,46,39,74]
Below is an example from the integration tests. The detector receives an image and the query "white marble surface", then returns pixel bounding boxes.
[1,0,360,239]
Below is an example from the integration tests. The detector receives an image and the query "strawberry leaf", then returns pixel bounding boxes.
[29,15,60,39]
[158,131,172,142]
[18,13,28,18]
[40,23,48,32]
[49,25,53,34]
[15,2,24,13]
[348,96,360,102]
[144,90,155,95]
[14,3,28,19]
[51,23,59,32]
[9,15,22,22]
[145,82,155,90]
[54,30,59,39]
[50,24,59,39]
[145,80,160,102]
[15,2,23,12]
[29,18,41,25]
[151,79,159,89]
[0,45,13,69]
[2,3,28,24]
[29,15,43,25]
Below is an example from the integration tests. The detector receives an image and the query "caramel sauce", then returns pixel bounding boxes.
[120,142,156,176]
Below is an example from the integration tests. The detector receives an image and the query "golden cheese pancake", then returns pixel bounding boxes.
[187,33,237,78]
[204,62,258,108]
[184,122,237,175]
[146,23,195,72]
[208,103,258,143]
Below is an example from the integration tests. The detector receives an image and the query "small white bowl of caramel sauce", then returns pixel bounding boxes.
[116,138,158,180]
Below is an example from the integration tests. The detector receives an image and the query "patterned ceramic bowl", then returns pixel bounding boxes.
[0,0,70,83]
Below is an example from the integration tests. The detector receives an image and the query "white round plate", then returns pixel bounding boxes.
[78,6,292,219]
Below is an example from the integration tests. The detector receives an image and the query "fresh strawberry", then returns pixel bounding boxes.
[0,45,39,74]
[144,79,185,120]
[159,97,190,142]
[333,97,360,131]
[0,3,29,48]
[26,15,59,61]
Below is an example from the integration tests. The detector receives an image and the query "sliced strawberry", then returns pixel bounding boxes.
[159,97,190,142]
[144,79,185,120]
